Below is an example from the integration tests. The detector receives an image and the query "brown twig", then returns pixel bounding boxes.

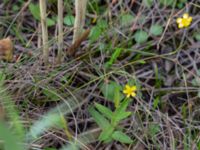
[67,29,90,56]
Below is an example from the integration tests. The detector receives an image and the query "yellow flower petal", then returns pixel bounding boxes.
[188,17,192,23]
[126,94,130,98]
[177,13,192,29]
[125,84,130,89]
[123,84,137,98]
[130,86,137,91]
[92,17,97,24]
[178,23,184,28]
[123,88,128,92]
[176,18,182,23]
[183,13,189,19]
[123,89,128,94]
[184,22,190,27]
[131,92,136,97]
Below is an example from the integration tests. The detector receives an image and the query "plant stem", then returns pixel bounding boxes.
[73,0,88,44]
[57,0,64,64]
[39,0,49,64]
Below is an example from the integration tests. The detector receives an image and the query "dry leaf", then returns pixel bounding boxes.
[0,37,13,61]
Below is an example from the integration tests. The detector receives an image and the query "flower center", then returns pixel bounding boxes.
[182,18,189,25]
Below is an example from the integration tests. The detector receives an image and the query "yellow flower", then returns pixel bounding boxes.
[123,84,137,98]
[176,13,192,28]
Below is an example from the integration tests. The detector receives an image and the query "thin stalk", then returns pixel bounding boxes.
[39,0,49,64]
[57,0,64,64]
[73,0,88,44]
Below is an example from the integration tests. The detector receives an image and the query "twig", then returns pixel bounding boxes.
[67,29,90,56]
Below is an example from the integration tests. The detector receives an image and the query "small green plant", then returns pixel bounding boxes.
[89,82,137,144]
[0,71,25,150]
[176,0,188,8]
[134,30,149,44]
[194,33,200,41]
[105,48,123,69]
[89,19,108,42]
[120,13,135,26]
[150,24,163,36]
[64,15,75,26]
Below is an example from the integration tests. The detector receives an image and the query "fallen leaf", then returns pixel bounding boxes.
[0,37,14,62]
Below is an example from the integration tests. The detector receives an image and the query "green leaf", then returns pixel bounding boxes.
[194,33,200,41]
[116,99,130,112]
[89,26,102,42]
[177,2,184,9]
[95,103,113,119]
[0,122,25,150]
[150,24,163,36]
[191,77,200,86]
[134,30,148,44]
[112,99,131,125]
[0,72,25,139]
[97,19,108,30]
[159,0,174,6]
[12,5,20,11]
[89,20,107,42]
[137,60,146,64]
[105,48,123,69]
[115,111,132,123]
[89,106,110,129]
[100,81,123,102]
[99,126,114,142]
[29,3,40,20]
[120,14,135,26]
[153,97,160,109]
[29,3,55,27]
[47,18,56,27]
[64,15,75,26]
[112,131,133,144]
[143,0,153,8]
[29,3,56,27]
